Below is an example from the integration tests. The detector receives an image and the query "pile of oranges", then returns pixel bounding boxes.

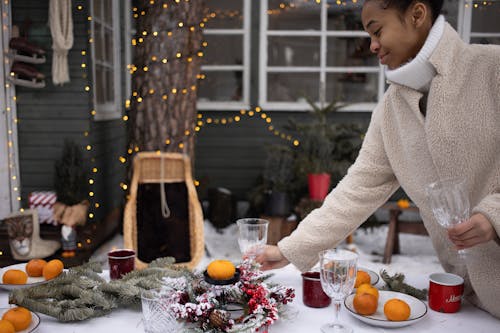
[353,280,411,321]
[2,259,64,285]
[0,307,32,332]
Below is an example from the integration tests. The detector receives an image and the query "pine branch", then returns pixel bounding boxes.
[380,269,428,300]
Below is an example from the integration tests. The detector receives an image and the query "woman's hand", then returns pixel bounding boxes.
[255,245,290,271]
[448,213,498,249]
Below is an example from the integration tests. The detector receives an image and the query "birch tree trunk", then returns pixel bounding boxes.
[128,1,205,159]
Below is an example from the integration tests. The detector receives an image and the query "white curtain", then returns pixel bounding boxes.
[49,0,73,85]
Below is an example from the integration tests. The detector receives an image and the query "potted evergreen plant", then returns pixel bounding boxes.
[262,144,295,216]
[287,98,364,201]
[53,140,89,257]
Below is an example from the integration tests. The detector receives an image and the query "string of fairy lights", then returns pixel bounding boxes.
[0,0,496,238]
[2,0,21,220]
[118,0,299,172]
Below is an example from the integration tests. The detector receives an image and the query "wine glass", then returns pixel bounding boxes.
[237,218,269,260]
[426,178,470,259]
[319,248,358,333]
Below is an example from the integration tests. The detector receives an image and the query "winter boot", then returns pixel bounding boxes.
[3,209,60,260]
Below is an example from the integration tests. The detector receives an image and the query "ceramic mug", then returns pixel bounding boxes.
[302,271,331,308]
[108,249,135,280]
[429,272,464,313]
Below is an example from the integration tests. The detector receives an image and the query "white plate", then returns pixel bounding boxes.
[0,307,41,333]
[0,263,49,291]
[358,267,379,286]
[344,290,427,328]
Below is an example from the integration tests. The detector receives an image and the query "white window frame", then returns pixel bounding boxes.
[0,0,20,217]
[459,0,500,43]
[197,0,251,110]
[123,0,132,107]
[90,0,122,121]
[259,0,382,112]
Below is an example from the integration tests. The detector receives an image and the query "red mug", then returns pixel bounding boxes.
[108,249,135,280]
[429,272,464,313]
[302,271,331,308]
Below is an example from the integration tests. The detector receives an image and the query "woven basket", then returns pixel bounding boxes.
[123,152,204,270]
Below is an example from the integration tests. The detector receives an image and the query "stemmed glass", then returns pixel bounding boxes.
[426,178,470,259]
[319,248,358,333]
[237,218,269,260]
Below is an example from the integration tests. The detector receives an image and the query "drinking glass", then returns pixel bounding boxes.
[237,218,269,259]
[426,178,469,258]
[141,289,182,333]
[319,249,358,333]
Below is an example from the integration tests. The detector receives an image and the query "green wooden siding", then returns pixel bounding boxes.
[12,1,126,222]
[194,111,370,200]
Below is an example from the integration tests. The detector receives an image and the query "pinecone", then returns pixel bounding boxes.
[209,309,230,329]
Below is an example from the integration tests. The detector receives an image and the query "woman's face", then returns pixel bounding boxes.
[361,1,427,69]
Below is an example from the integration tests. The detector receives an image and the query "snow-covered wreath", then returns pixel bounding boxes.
[160,259,295,332]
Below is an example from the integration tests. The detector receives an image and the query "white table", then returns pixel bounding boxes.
[1,265,499,333]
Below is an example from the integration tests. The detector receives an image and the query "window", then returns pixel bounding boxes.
[197,0,251,110]
[200,0,499,112]
[260,0,381,111]
[462,0,500,45]
[90,0,122,120]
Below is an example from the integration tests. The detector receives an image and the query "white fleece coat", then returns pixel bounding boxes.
[278,23,500,318]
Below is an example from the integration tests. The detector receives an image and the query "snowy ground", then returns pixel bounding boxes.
[91,220,444,277]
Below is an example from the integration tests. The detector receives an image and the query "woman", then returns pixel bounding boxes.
[256,0,500,318]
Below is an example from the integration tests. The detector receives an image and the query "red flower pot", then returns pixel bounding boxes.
[308,173,331,201]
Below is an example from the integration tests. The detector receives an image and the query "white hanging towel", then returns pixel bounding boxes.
[49,0,73,85]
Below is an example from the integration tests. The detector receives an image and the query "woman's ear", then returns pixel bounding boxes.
[409,1,430,28]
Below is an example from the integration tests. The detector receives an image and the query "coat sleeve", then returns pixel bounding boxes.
[277,99,400,272]
[471,61,500,246]
[472,192,500,246]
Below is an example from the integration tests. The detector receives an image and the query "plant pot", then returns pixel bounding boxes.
[264,191,290,216]
[308,173,331,201]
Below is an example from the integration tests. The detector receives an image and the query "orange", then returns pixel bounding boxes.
[25,259,47,277]
[206,260,236,280]
[397,199,410,209]
[356,283,379,300]
[353,293,378,315]
[1,307,31,331]
[354,270,371,288]
[384,298,411,321]
[0,320,15,333]
[42,259,64,280]
[2,270,27,285]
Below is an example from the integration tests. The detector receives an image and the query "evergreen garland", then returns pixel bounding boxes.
[8,258,190,322]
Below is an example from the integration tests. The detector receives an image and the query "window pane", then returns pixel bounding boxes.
[471,0,500,33]
[104,29,114,63]
[105,0,113,23]
[94,22,103,61]
[327,37,377,66]
[205,0,243,29]
[326,2,364,30]
[204,35,243,65]
[471,36,500,45]
[106,69,114,103]
[93,0,103,19]
[96,66,105,104]
[268,36,320,66]
[198,71,243,102]
[267,73,319,102]
[268,0,320,30]
[326,73,378,103]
